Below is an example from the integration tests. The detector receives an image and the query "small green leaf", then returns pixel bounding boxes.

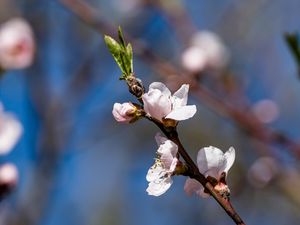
[126,43,133,73]
[120,53,130,75]
[118,26,126,48]
[104,27,134,79]
[104,35,126,75]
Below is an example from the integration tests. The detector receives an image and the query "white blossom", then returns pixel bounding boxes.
[184,146,235,198]
[146,133,178,196]
[0,18,35,70]
[142,82,196,123]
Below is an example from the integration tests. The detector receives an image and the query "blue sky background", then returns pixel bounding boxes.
[1,0,300,224]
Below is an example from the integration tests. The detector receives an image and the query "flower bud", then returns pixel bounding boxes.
[126,76,145,98]
[112,102,140,123]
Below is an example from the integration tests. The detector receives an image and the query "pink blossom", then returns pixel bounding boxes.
[146,133,178,196]
[112,102,137,123]
[0,18,35,70]
[142,82,196,123]
[184,146,235,198]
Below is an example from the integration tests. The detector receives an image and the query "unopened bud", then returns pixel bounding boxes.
[112,102,142,123]
[126,76,145,98]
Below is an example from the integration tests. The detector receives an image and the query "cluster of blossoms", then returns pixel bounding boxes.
[113,81,236,198]
[0,103,22,199]
[0,18,35,70]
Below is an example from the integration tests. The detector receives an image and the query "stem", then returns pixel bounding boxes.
[150,118,245,225]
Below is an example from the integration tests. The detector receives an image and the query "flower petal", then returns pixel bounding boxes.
[112,102,136,123]
[142,89,172,121]
[148,82,171,97]
[157,140,177,156]
[223,147,235,174]
[165,105,196,121]
[146,163,165,182]
[155,132,168,146]
[184,178,201,196]
[197,146,227,179]
[146,177,172,196]
[157,140,178,169]
[184,178,210,198]
[172,84,189,108]
[169,158,178,173]
[112,103,126,122]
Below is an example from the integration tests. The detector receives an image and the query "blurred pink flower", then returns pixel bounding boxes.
[0,104,23,155]
[181,46,207,72]
[247,157,278,188]
[184,146,235,198]
[142,82,196,123]
[0,163,18,188]
[112,102,137,123]
[146,133,178,196]
[181,30,229,72]
[0,18,35,70]
[252,99,279,124]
